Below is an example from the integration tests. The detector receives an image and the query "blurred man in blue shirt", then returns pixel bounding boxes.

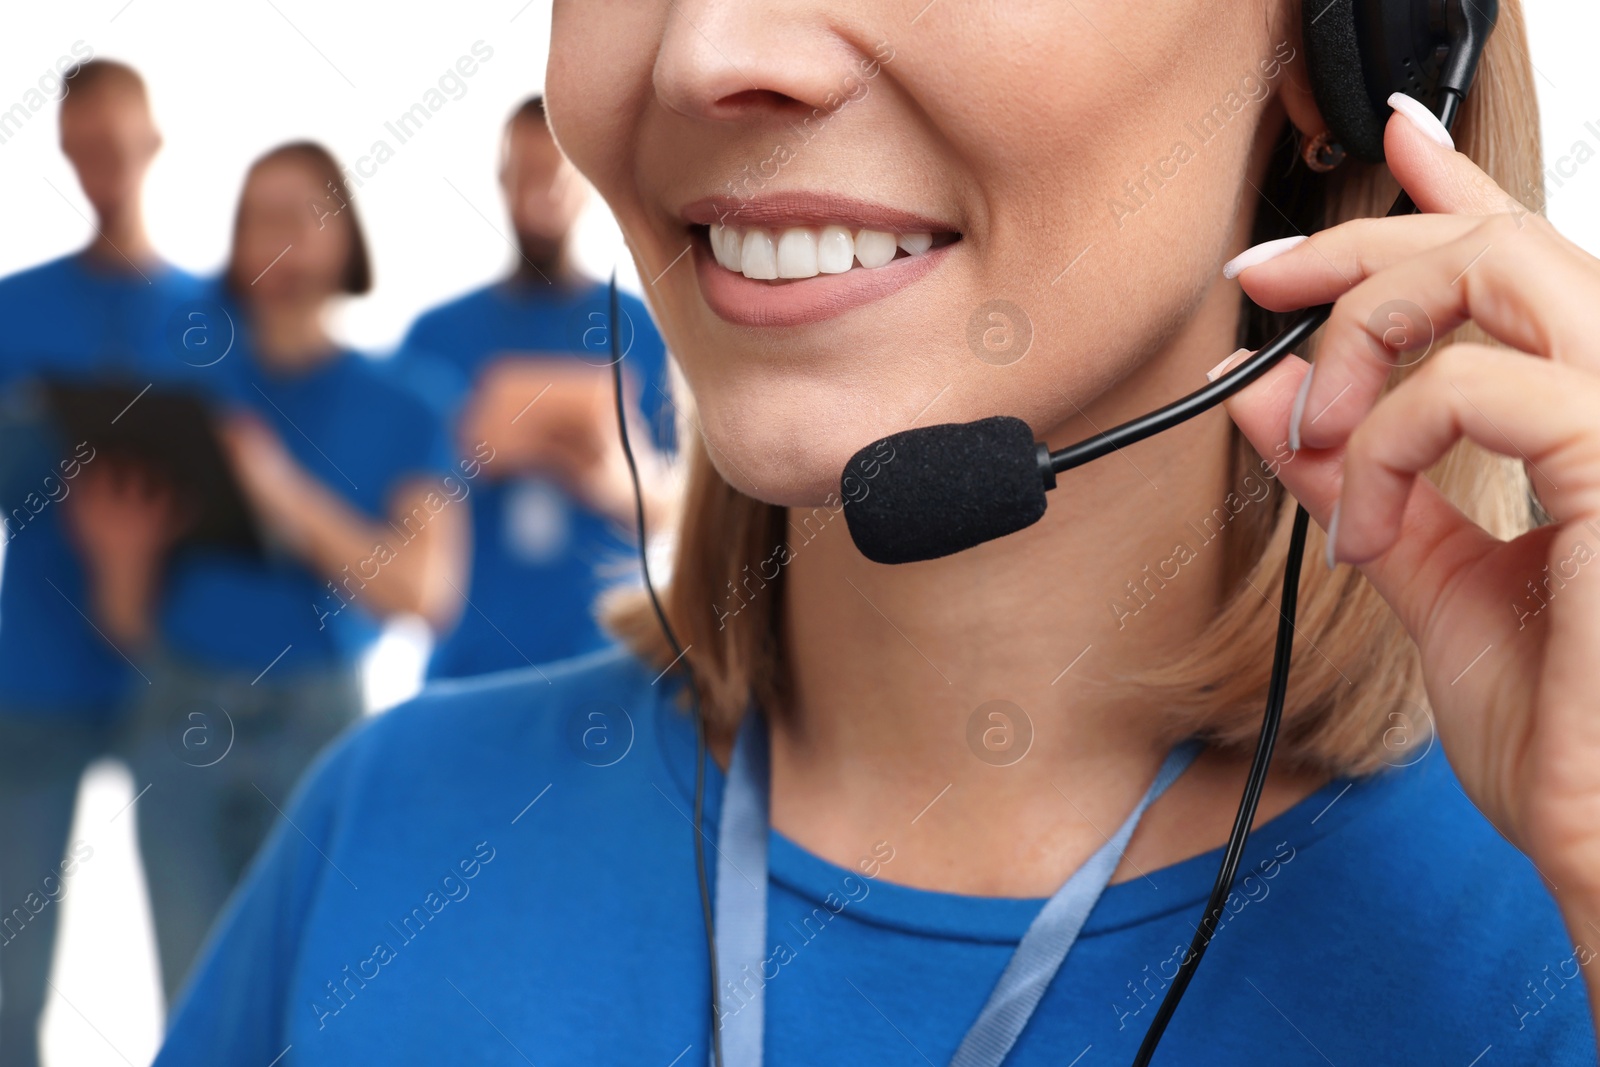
[0,60,211,1067]
[396,96,675,680]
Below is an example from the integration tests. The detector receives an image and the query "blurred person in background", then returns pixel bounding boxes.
[0,59,208,1067]
[67,141,468,1009]
[395,95,675,681]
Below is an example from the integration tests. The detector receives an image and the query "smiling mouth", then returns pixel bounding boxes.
[678,194,963,327]
[691,221,961,282]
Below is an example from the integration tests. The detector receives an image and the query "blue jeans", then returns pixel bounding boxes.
[0,709,116,1067]
[116,650,363,1009]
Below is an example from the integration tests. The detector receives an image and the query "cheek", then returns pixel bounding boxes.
[237,224,277,271]
[306,228,352,282]
[547,3,656,206]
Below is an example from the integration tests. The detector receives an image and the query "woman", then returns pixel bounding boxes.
[76,142,468,1007]
[157,3,1600,1064]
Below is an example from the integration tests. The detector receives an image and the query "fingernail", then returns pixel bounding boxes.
[1206,347,1252,383]
[1387,92,1454,151]
[1324,500,1341,570]
[1222,235,1307,280]
[1288,363,1314,451]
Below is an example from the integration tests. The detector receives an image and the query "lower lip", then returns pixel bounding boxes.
[692,238,954,327]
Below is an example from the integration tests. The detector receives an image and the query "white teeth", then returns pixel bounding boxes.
[776,229,819,278]
[898,232,933,255]
[853,229,897,269]
[713,222,941,279]
[710,223,742,271]
[816,225,854,273]
[740,229,778,280]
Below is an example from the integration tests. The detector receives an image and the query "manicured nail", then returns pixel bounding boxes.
[1206,347,1252,382]
[1288,363,1314,451]
[1222,235,1307,279]
[1324,500,1341,570]
[1387,92,1454,151]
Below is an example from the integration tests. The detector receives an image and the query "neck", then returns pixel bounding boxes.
[249,298,337,371]
[512,234,578,287]
[769,284,1327,897]
[84,204,157,273]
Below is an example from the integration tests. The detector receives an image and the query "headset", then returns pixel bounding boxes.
[609,1,1500,1063]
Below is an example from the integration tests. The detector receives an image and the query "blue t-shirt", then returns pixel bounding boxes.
[155,646,1596,1064]
[0,251,212,714]
[393,278,674,680]
[156,336,456,677]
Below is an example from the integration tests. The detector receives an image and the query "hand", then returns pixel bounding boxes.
[63,460,195,643]
[218,413,310,536]
[462,355,659,525]
[221,412,469,628]
[1223,99,1600,906]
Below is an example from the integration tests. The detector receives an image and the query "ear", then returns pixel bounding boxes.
[1278,10,1333,151]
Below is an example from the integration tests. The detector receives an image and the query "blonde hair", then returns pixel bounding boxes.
[603,0,1544,777]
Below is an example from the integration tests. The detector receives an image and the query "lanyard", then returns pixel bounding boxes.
[712,711,1200,1067]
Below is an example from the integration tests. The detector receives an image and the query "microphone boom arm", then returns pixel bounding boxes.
[1047,82,1465,487]
[1044,303,1332,479]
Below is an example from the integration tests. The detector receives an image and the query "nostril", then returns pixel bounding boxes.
[712,88,811,120]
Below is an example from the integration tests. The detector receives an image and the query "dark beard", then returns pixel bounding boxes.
[512,232,564,284]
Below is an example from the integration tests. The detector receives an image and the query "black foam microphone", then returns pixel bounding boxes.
[843,415,1055,565]
[840,295,1333,566]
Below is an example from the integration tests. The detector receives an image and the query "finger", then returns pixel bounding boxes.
[1220,353,1336,525]
[1295,213,1600,452]
[1232,214,1484,311]
[1381,94,1525,217]
[76,463,114,493]
[1335,344,1600,566]
[1230,94,1532,309]
[1222,349,1500,643]
[217,423,247,459]
[107,459,135,493]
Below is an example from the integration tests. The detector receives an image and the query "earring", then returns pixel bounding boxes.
[1302,130,1347,172]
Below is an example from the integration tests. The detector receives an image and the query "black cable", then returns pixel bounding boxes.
[607,275,724,1067]
[1126,85,1466,1063]
[1130,505,1308,1066]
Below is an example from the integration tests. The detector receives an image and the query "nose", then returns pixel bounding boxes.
[653,0,868,126]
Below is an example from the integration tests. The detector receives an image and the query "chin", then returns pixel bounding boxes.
[701,421,859,510]
[691,378,894,510]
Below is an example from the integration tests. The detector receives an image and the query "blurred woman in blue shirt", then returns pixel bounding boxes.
[69,142,467,1006]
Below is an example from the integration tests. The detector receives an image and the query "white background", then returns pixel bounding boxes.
[1,1,1597,1064]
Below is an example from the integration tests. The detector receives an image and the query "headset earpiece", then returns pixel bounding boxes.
[1302,0,1457,163]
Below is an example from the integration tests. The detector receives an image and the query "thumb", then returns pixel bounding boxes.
[1219,352,1341,525]
[1221,347,1496,647]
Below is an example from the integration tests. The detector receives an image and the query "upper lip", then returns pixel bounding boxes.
[680,192,959,234]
